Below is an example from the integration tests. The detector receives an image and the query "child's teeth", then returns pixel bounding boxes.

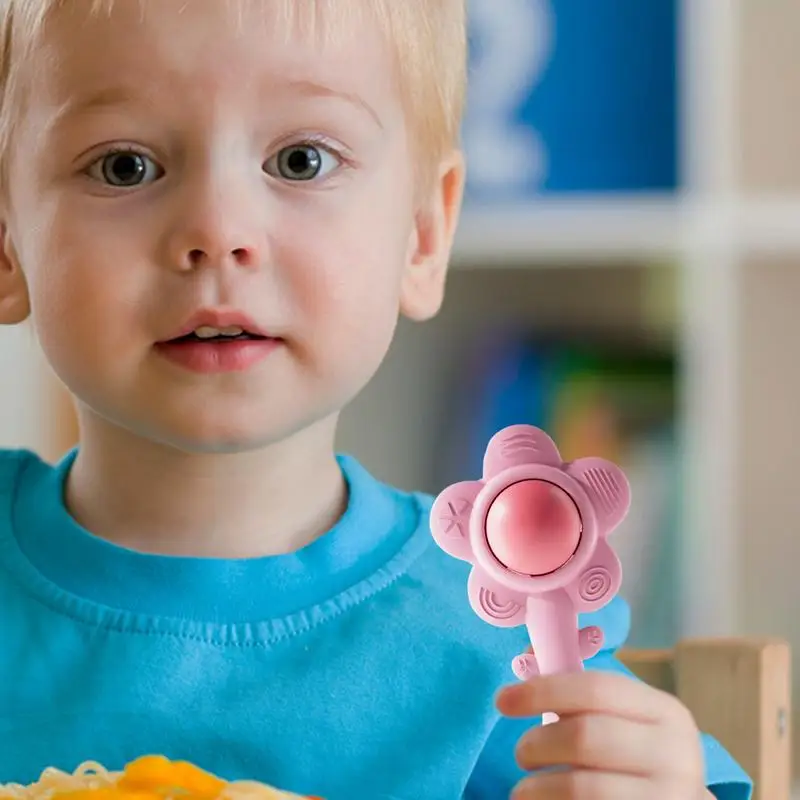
[194,326,221,339]
[192,325,245,339]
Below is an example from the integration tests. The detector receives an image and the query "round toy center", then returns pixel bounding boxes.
[485,480,582,576]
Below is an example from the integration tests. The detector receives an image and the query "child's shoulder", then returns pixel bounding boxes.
[0,446,40,466]
[0,448,56,616]
[0,447,60,589]
[0,447,47,499]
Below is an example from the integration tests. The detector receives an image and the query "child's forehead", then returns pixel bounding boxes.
[44,0,370,37]
[31,0,397,106]
[40,0,381,50]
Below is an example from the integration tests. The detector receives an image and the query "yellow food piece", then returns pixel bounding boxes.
[119,756,226,798]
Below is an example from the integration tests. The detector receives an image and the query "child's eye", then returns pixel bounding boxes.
[263,144,340,182]
[86,150,164,188]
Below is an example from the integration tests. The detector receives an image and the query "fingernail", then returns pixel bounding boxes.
[510,784,528,800]
[495,684,516,707]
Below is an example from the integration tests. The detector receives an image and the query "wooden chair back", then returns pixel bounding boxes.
[620,638,791,800]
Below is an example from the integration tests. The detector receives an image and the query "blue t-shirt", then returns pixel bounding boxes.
[0,450,750,799]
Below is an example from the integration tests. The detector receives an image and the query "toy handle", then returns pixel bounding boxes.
[525,591,582,676]
[526,591,581,725]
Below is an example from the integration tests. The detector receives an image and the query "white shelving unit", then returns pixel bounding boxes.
[453,195,684,264]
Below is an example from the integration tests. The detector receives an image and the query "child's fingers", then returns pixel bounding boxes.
[515,713,659,775]
[511,768,650,800]
[496,670,685,724]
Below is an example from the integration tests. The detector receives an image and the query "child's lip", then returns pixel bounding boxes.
[163,307,273,341]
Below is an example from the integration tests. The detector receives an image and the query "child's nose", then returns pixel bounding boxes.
[162,180,265,272]
[168,231,261,273]
[180,244,257,271]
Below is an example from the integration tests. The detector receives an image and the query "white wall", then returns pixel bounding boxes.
[0,326,47,452]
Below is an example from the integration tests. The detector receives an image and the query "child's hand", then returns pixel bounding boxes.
[496,670,711,799]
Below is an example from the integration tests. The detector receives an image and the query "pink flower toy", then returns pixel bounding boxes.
[430,425,631,722]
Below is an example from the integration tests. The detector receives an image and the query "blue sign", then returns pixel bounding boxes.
[463,0,678,199]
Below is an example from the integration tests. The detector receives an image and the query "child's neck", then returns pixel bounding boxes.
[63,413,348,558]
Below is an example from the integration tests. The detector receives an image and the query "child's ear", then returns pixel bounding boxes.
[0,223,30,324]
[400,150,465,322]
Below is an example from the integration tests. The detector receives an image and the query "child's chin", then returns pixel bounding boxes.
[156,429,289,455]
[109,391,339,455]
[142,415,314,455]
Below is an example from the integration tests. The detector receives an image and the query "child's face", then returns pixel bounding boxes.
[0,1,462,453]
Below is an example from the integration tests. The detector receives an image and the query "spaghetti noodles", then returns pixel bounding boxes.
[0,756,321,800]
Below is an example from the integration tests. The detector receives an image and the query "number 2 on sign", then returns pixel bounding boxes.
[463,0,554,194]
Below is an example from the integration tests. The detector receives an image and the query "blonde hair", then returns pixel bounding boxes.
[0,0,467,192]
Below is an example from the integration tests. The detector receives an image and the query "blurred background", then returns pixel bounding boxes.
[3,0,800,780]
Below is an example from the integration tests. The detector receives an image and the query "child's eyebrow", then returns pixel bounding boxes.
[44,79,383,136]
[284,79,383,128]
[44,86,146,135]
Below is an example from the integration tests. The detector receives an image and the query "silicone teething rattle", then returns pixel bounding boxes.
[430,425,630,723]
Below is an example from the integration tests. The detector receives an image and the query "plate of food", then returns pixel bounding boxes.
[0,755,320,800]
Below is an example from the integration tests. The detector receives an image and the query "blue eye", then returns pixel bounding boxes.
[88,151,163,187]
[264,144,340,182]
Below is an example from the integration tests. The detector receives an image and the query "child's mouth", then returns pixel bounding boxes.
[156,326,281,373]
[172,326,268,344]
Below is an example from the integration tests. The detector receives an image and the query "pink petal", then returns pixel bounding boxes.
[567,457,631,534]
[467,567,527,628]
[483,424,562,479]
[429,480,481,562]
[564,539,622,613]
